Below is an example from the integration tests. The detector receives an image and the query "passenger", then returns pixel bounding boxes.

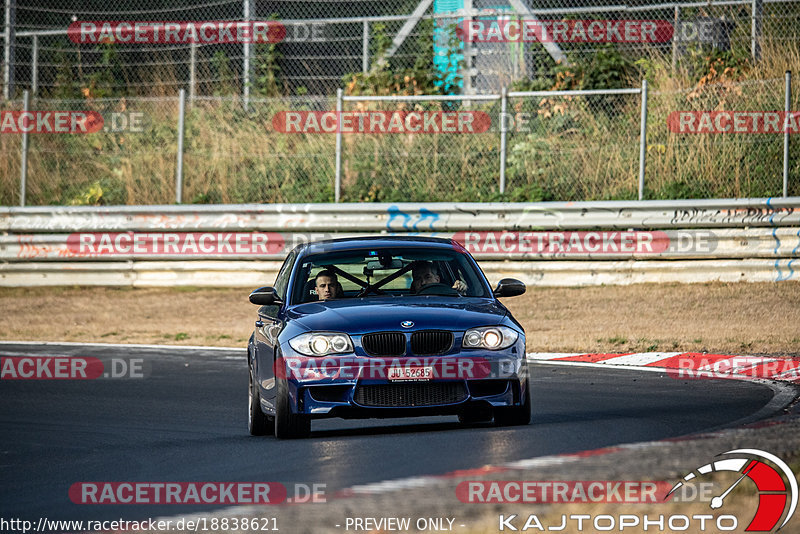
[315,270,343,301]
[410,261,467,294]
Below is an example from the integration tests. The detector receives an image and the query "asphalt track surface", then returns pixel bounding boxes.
[0,343,781,522]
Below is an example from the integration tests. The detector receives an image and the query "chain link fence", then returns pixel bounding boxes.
[1,75,796,206]
[2,0,799,98]
[1,1,799,205]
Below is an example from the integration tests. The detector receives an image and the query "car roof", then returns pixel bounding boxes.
[297,236,463,257]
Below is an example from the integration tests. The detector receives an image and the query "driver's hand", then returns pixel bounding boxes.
[452,279,468,293]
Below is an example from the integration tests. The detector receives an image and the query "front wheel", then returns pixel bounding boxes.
[248,363,274,436]
[274,376,311,439]
[494,380,531,426]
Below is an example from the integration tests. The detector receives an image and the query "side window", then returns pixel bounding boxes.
[273,250,297,300]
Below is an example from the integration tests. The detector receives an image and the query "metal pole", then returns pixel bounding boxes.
[784,71,791,198]
[243,0,253,111]
[31,34,38,95]
[334,88,343,203]
[362,20,369,74]
[3,0,16,99]
[463,0,474,98]
[19,88,28,205]
[638,79,648,201]
[499,86,508,195]
[189,41,197,101]
[671,5,680,73]
[751,0,762,61]
[176,89,186,203]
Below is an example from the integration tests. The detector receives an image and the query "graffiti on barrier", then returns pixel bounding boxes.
[386,206,441,232]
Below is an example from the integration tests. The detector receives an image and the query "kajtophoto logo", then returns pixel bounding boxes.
[667,449,798,532]
[495,449,797,531]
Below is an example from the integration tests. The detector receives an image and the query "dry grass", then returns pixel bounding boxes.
[1,282,798,355]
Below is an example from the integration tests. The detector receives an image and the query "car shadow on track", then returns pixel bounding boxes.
[306,420,497,439]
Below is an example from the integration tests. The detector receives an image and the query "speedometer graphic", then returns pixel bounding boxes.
[667,449,798,531]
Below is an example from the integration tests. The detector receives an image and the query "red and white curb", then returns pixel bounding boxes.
[527,352,800,382]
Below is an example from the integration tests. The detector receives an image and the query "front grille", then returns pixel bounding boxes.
[411,330,453,355]
[354,382,468,407]
[362,332,406,356]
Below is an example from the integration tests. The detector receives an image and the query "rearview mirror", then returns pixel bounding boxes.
[493,278,526,298]
[249,286,282,305]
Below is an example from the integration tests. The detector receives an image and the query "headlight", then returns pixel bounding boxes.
[289,332,354,356]
[462,326,519,350]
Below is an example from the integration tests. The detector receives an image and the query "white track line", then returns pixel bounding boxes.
[599,352,683,366]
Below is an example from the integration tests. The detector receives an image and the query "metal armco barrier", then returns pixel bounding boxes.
[1,198,798,287]
[2,198,799,232]
[1,259,794,287]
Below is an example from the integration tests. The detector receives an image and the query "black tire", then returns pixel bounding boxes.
[274,376,311,439]
[248,363,274,436]
[494,380,531,426]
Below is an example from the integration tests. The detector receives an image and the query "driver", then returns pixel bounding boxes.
[410,261,467,294]
[315,270,343,301]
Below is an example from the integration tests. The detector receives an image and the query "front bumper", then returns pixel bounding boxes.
[276,348,528,418]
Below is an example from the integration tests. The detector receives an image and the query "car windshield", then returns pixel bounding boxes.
[290,247,490,304]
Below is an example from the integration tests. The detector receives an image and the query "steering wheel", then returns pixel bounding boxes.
[416,283,459,296]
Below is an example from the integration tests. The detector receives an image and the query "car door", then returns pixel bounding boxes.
[253,249,297,405]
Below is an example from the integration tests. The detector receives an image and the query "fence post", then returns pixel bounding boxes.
[671,5,680,73]
[31,34,38,95]
[19,88,28,206]
[189,41,197,102]
[3,0,15,99]
[751,0,763,61]
[334,88,343,202]
[243,0,253,111]
[176,89,186,203]
[638,79,648,201]
[784,71,791,198]
[362,20,369,74]
[499,86,508,195]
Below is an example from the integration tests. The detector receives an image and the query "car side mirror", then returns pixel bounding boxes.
[249,286,282,305]
[493,278,526,298]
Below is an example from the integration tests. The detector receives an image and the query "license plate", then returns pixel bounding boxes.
[388,366,433,381]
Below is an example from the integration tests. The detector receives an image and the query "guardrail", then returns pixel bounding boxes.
[1,198,798,286]
[3,198,799,231]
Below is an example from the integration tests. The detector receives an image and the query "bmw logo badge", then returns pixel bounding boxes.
[401,321,414,328]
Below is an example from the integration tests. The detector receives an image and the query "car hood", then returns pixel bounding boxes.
[285,297,509,334]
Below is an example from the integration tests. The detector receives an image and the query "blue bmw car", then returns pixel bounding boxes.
[247,236,529,438]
